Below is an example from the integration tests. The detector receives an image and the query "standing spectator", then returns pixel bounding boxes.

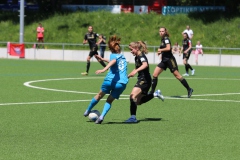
[172,42,181,55]
[194,41,204,65]
[36,23,44,49]
[180,33,195,76]
[81,26,106,76]
[182,25,193,40]
[149,27,193,98]
[97,34,106,58]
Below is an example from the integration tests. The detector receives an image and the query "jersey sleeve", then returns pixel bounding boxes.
[95,33,99,38]
[139,55,147,62]
[84,34,87,40]
[188,40,192,45]
[110,54,117,61]
[164,37,170,44]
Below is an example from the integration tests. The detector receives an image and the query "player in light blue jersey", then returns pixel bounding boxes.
[83,35,128,124]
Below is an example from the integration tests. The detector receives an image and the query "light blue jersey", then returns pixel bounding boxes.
[85,53,128,121]
[104,53,128,84]
[101,53,128,99]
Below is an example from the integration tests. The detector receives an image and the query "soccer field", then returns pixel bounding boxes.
[0,59,240,160]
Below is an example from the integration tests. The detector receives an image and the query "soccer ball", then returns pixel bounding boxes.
[88,110,101,122]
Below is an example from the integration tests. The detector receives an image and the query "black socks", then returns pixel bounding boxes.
[130,99,137,116]
[86,61,90,73]
[185,64,193,73]
[180,78,190,90]
[99,61,106,67]
[150,77,158,94]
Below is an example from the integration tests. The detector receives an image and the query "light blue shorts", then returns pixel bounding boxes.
[101,80,127,99]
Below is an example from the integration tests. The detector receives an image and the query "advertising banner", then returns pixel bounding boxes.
[62,5,121,13]
[162,6,225,15]
[134,5,148,14]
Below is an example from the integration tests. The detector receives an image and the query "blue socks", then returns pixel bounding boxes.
[100,102,111,120]
[86,98,112,120]
[86,98,99,111]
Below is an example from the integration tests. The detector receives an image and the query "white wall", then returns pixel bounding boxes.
[1,47,240,67]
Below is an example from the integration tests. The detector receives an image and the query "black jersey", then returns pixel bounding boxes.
[182,38,191,51]
[160,36,174,61]
[84,32,98,49]
[135,52,151,80]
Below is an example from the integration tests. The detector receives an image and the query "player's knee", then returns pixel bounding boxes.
[176,74,182,80]
[106,96,115,104]
[152,76,158,80]
[95,94,101,100]
[130,95,137,102]
[130,94,134,99]
[96,91,106,100]
[130,98,137,103]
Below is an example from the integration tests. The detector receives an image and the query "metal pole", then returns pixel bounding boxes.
[219,48,221,66]
[34,43,36,59]
[19,0,24,43]
[62,44,65,61]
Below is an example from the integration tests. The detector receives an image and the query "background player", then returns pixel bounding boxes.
[150,27,193,98]
[81,26,106,75]
[180,33,195,76]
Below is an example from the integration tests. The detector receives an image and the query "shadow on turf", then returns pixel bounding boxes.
[169,96,185,98]
[105,118,162,124]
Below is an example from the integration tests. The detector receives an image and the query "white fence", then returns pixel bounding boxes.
[0,42,240,67]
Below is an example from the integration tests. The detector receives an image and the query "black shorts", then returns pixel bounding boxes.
[183,50,192,60]
[134,77,152,95]
[88,44,98,57]
[89,51,98,57]
[157,57,178,73]
[90,44,98,52]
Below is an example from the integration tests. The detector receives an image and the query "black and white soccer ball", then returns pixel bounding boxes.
[88,110,101,121]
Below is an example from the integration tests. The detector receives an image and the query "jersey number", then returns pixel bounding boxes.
[118,59,125,71]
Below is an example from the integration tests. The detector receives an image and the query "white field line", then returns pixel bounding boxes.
[0,98,126,106]
[1,77,239,106]
[0,97,240,106]
[23,77,240,97]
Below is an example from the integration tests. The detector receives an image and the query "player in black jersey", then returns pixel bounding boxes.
[180,32,195,76]
[149,27,193,98]
[125,41,164,123]
[81,26,106,75]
